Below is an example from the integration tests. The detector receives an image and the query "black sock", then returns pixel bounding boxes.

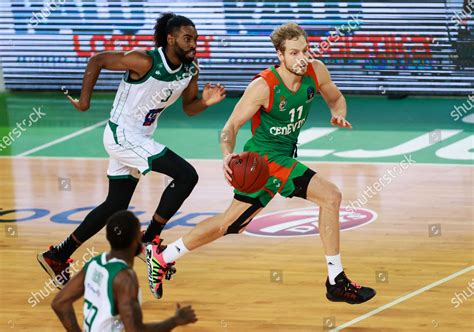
[142,219,166,243]
[55,235,80,262]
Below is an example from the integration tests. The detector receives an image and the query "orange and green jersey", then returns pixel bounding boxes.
[245,64,319,157]
[234,65,320,206]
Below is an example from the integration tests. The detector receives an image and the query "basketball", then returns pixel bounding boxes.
[229,152,269,193]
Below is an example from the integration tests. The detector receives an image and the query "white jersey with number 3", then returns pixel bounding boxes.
[109,47,198,135]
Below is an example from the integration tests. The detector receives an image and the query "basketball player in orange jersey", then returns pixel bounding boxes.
[37,13,226,290]
[147,22,376,304]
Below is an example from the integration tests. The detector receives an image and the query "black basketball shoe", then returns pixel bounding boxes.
[326,271,376,304]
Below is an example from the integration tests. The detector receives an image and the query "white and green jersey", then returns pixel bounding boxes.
[109,46,198,135]
[83,253,139,332]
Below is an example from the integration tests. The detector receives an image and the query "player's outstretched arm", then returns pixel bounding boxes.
[313,60,352,128]
[51,269,85,332]
[221,77,269,183]
[182,68,226,116]
[69,50,153,112]
[115,269,197,332]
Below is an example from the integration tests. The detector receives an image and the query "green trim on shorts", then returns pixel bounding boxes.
[142,147,169,175]
[108,121,119,144]
[107,175,139,182]
[234,155,309,207]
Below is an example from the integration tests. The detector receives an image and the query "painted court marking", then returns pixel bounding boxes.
[331,265,474,331]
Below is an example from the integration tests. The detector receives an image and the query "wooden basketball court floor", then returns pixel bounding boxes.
[0,156,472,331]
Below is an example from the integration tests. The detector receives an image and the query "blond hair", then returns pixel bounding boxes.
[270,22,308,52]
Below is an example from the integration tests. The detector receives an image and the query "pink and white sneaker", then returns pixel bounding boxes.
[138,231,166,263]
[145,236,176,299]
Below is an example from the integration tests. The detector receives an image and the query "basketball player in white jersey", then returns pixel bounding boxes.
[38,13,225,291]
[52,210,197,332]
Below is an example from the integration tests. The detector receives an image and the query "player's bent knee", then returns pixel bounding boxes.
[217,224,230,236]
[187,166,199,188]
[225,217,253,235]
[176,164,199,191]
[321,184,342,208]
[333,187,342,204]
[224,196,262,235]
[327,182,342,203]
[237,218,253,234]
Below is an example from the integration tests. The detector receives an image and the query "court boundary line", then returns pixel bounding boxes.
[331,265,474,331]
[0,155,472,167]
[16,119,108,157]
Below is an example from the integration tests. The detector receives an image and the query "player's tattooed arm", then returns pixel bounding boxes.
[68,50,153,112]
[115,269,197,332]
[115,269,148,331]
[182,67,226,116]
[51,269,85,332]
[312,60,352,128]
[221,77,269,183]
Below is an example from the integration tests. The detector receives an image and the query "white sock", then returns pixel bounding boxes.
[162,238,189,263]
[325,254,343,285]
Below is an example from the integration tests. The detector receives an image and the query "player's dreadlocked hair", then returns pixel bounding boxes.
[154,12,195,48]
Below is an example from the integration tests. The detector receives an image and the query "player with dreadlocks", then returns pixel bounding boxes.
[37,13,226,297]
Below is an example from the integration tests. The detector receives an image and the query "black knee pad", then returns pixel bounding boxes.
[151,149,199,191]
[289,168,316,199]
[167,164,198,199]
[151,149,200,220]
[225,195,263,235]
[181,165,199,191]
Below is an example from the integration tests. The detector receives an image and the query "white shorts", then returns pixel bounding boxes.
[103,121,167,180]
